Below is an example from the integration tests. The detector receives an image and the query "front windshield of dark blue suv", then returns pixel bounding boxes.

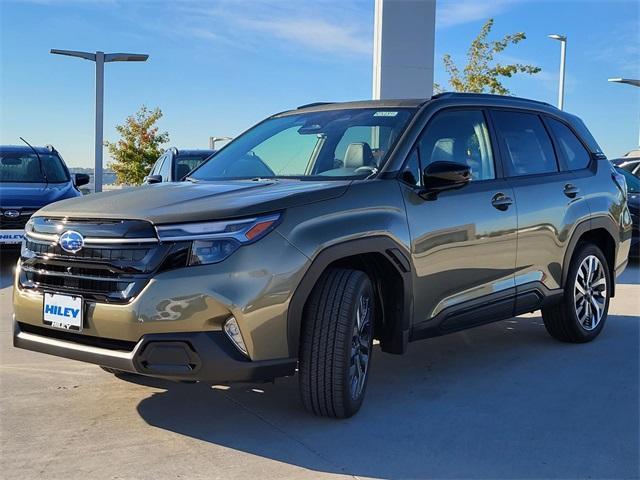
[0,152,69,183]
[190,108,415,180]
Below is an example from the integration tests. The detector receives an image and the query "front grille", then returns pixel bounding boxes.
[24,239,151,263]
[18,217,186,303]
[0,209,36,229]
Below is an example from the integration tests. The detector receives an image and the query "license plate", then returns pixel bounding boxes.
[43,293,83,331]
[0,229,23,244]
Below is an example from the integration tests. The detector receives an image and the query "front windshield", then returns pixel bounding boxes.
[191,107,415,180]
[0,152,69,183]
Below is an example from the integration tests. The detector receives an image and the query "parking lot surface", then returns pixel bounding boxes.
[1,248,638,479]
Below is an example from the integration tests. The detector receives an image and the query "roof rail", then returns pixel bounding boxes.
[430,91,553,108]
[45,144,56,152]
[297,102,334,110]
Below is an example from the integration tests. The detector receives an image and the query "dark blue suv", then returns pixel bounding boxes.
[0,145,88,245]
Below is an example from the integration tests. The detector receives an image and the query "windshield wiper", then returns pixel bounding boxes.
[250,177,277,182]
[20,137,48,187]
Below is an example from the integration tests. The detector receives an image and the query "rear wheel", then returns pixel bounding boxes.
[542,243,610,343]
[299,268,374,418]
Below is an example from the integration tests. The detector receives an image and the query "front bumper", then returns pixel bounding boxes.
[13,230,310,360]
[13,320,296,382]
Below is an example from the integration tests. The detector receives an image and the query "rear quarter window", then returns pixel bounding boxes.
[565,114,604,157]
[546,118,592,170]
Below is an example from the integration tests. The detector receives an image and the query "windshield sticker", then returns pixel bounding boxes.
[374,111,398,117]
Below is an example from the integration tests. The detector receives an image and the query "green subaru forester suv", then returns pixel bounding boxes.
[13,93,632,417]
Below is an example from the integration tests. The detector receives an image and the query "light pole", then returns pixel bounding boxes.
[548,34,567,110]
[608,78,640,148]
[209,136,233,150]
[50,49,148,192]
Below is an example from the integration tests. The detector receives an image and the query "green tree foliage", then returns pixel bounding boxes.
[435,18,541,95]
[105,106,169,185]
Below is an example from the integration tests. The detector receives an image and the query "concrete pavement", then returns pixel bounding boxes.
[1,248,638,479]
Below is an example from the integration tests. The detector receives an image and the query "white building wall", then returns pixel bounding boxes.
[372,0,436,100]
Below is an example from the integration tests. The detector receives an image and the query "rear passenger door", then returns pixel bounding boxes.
[490,109,591,308]
[401,109,518,333]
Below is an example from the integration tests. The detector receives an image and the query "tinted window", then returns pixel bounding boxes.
[158,154,171,180]
[174,155,210,180]
[567,115,603,155]
[616,167,640,193]
[0,152,69,183]
[150,156,163,176]
[547,118,591,170]
[492,111,557,176]
[418,110,495,181]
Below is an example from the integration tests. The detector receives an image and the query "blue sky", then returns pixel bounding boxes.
[1,0,638,168]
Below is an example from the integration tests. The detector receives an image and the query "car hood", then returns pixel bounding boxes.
[36,179,351,224]
[0,182,79,208]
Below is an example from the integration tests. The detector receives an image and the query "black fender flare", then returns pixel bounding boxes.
[561,215,619,295]
[286,236,413,357]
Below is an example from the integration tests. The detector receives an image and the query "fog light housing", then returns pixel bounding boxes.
[223,317,248,357]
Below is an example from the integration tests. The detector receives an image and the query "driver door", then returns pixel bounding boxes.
[401,109,518,334]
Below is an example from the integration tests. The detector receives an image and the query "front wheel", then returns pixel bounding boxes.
[542,243,611,343]
[299,268,375,418]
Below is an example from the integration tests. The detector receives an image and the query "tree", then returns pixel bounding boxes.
[105,106,169,185]
[435,18,541,95]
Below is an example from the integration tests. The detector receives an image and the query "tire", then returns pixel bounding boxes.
[542,243,611,343]
[299,268,375,418]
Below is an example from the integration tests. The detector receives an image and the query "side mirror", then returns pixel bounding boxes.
[422,161,471,195]
[74,173,90,187]
[144,175,163,184]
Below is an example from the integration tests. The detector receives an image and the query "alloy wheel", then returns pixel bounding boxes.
[349,293,372,400]
[574,255,607,331]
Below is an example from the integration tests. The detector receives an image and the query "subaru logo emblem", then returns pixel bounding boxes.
[3,210,20,218]
[59,230,84,253]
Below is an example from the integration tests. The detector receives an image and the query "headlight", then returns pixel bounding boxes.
[156,213,281,266]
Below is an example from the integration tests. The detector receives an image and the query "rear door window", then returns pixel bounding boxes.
[491,111,558,177]
[546,117,592,170]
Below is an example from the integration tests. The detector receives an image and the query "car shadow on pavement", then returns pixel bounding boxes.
[134,314,639,479]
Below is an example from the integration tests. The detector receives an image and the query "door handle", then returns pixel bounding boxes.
[564,183,580,198]
[491,192,513,211]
